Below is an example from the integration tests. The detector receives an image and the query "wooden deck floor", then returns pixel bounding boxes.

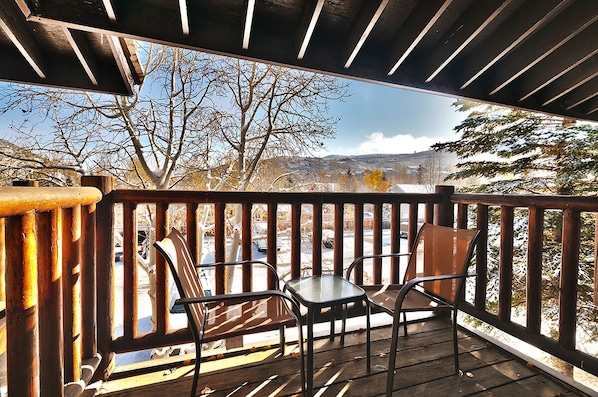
[97,319,591,397]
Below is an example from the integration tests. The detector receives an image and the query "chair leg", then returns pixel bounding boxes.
[402,311,407,336]
[385,310,402,397]
[296,319,307,396]
[190,343,202,397]
[452,309,459,374]
[279,325,286,356]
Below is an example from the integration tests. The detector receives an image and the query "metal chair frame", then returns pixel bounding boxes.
[345,223,480,397]
[155,228,306,397]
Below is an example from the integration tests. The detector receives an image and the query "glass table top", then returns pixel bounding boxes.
[285,274,366,306]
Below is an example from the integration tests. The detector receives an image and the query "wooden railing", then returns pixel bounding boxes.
[3,179,598,396]
[95,184,449,359]
[0,178,104,397]
[453,193,598,377]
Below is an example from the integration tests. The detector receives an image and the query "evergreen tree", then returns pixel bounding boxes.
[434,101,598,371]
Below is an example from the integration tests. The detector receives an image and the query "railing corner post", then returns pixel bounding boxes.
[434,185,455,227]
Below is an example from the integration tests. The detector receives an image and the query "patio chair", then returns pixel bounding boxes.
[154,228,306,397]
[345,223,480,396]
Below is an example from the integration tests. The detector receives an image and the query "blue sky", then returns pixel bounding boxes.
[321,79,467,156]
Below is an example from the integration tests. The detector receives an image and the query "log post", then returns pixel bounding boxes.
[82,176,115,380]
[434,185,454,227]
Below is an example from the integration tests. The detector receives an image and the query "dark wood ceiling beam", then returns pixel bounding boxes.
[488,1,598,96]
[584,97,598,115]
[517,22,598,102]
[342,0,389,68]
[425,0,512,83]
[540,58,598,106]
[0,1,46,78]
[297,0,325,60]
[63,27,99,86]
[107,34,135,95]
[387,0,452,76]
[562,76,598,111]
[179,0,189,35]
[242,0,255,49]
[459,0,571,90]
[102,0,117,22]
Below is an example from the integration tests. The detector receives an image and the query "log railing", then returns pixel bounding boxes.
[3,179,598,397]
[0,178,104,397]
[453,193,598,377]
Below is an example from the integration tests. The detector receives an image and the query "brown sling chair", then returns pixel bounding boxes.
[345,223,480,396]
[154,228,306,397]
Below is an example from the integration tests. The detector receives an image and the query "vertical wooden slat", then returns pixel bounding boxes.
[0,218,5,303]
[186,203,199,261]
[62,207,80,383]
[527,207,544,334]
[334,202,344,276]
[424,201,434,224]
[6,211,39,397]
[37,210,64,397]
[354,204,364,284]
[372,203,383,283]
[267,203,278,289]
[559,208,580,350]
[123,202,137,339]
[498,206,514,323]
[213,203,225,294]
[456,203,468,229]
[291,203,302,279]
[406,203,419,281]
[475,205,489,311]
[155,202,169,335]
[390,202,400,284]
[82,202,97,359]
[241,202,252,292]
[82,175,114,379]
[312,202,323,276]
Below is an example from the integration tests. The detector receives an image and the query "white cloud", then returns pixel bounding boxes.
[356,132,446,154]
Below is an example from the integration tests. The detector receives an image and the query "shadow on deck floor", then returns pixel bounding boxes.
[97,319,593,397]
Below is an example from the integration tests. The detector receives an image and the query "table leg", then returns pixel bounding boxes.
[307,307,314,396]
[366,299,371,372]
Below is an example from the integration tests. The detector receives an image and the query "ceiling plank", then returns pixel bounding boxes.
[0,1,46,78]
[563,76,598,110]
[387,0,452,76]
[107,34,135,95]
[179,0,189,35]
[540,58,598,106]
[63,27,99,86]
[459,0,571,90]
[517,22,598,102]
[342,0,389,68]
[102,0,117,22]
[488,1,598,95]
[297,0,325,60]
[242,0,255,49]
[425,0,512,83]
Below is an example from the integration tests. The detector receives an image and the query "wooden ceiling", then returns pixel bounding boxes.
[2,0,598,122]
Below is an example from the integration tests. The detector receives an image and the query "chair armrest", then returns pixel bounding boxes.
[175,289,302,319]
[393,273,473,312]
[345,252,410,280]
[196,260,281,287]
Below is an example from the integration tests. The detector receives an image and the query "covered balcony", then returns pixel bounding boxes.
[1,1,598,396]
[1,181,597,396]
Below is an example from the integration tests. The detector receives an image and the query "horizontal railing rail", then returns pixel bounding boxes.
[453,192,598,377]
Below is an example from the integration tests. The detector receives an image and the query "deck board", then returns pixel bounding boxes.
[97,319,590,397]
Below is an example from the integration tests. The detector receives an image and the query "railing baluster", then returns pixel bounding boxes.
[475,205,489,311]
[527,207,544,334]
[290,203,301,278]
[267,203,278,288]
[242,202,252,292]
[312,202,323,276]
[559,208,580,350]
[498,206,514,322]
[155,202,169,335]
[123,202,138,339]
[334,202,344,276]
[353,204,364,284]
